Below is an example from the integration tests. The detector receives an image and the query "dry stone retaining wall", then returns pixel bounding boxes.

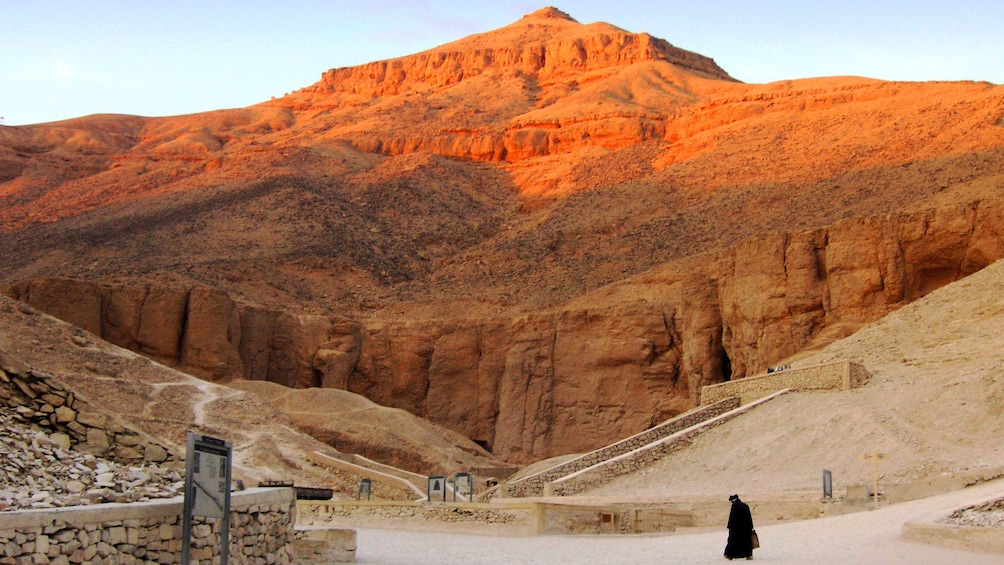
[700,361,869,405]
[0,350,175,466]
[547,390,791,496]
[0,487,295,565]
[499,398,741,498]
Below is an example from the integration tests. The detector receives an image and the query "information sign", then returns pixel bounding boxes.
[183,433,233,565]
[428,475,446,502]
[454,472,473,503]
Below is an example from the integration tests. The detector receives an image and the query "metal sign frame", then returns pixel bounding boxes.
[454,472,473,503]
[428,474,446,502]
[182,432,233,565]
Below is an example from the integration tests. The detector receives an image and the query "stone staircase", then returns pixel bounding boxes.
[497,397,743,498]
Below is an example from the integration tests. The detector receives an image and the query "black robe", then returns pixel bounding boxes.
[725,499,755,559]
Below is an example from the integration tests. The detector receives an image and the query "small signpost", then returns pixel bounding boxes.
[822,469,833,499]
[428,475,446,502]
[182,433,233,565]
[358,478,372,501]
[454,472,473,503]
[860,452,886,509]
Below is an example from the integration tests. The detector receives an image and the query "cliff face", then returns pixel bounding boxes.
[9,197,1002,463]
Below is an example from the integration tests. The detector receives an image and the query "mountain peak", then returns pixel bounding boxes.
[523,6,578,22]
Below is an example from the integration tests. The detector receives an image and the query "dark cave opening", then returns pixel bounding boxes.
[720,350,733,382]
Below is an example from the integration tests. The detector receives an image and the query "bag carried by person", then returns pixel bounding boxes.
[751,530,760,549]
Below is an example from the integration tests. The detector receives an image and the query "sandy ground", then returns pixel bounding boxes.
[351,479,1004,564]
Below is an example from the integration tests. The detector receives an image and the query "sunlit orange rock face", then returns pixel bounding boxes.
[2,7,1004,463]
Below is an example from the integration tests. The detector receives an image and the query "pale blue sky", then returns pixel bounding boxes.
[2,1,1002,125]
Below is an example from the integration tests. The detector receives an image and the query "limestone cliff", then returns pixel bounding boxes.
[9,197,1003,463]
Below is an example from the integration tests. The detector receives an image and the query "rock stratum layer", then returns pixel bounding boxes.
[2,8,1004,464]
[8,195,1004,462]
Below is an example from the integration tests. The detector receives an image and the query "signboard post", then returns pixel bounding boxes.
[860,452,886,509]
[454,472,473,503]
[428,475,446,502]
[182,433,233,565]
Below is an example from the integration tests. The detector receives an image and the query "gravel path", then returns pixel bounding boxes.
[352,479,1004,564]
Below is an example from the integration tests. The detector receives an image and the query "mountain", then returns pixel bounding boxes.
[2,7,1004,464]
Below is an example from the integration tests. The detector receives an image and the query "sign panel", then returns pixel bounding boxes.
[428,475,446,501]
[191,441,230,518]
[454,472,473,502]
[359,478,372,501]
[183,433,233,565]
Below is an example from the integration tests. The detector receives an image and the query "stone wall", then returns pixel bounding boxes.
[699,361,869,406]
[546,390,791,496]
[0,349,175,466]
[306,452,422,501]
[0,487,295,565]
[497,397,740,498]
[298,500,536,536]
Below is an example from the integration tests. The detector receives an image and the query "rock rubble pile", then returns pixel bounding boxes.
[947,498,1004,528]
[0,405,183,511]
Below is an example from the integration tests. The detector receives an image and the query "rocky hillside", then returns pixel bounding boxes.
[587,255,1004,498]
[0,295,505,493]
[2,7,1003,464]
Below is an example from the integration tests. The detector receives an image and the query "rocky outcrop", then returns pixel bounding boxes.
[7,199,1004,464]
[308,8,732,100]
[288,7,733,165]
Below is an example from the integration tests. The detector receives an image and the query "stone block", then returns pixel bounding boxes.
[54,407,75,424]
[75,412,107,429]
[40,393,65,408]
[85,429,110,453]
[143,445,169,463]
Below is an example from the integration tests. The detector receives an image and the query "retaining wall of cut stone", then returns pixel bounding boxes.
[546,390,792,496]
[497,398,741,499]
[0,487,295,565]
[700,360,869,405]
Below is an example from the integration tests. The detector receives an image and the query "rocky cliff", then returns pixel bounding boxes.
[9,196,1002,463]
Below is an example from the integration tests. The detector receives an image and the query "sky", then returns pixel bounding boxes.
[2,1,1002,126]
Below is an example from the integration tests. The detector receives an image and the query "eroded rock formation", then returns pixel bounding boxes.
[8,198,1002,464]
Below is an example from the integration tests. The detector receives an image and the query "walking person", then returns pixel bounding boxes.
[724,494,756,560]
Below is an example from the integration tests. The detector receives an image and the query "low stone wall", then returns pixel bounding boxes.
[298,495,825,536]
[498,398,741,499]
[700,360,869,405]
[298,500,538,536]
[0,349,175,465]
[547,390,791,496]
[306,452,422,501]
[0,487,295,565]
